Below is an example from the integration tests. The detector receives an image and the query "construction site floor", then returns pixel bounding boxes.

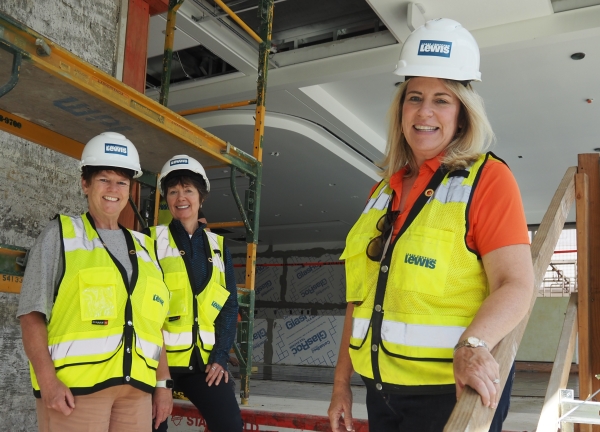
[226,366,578,431]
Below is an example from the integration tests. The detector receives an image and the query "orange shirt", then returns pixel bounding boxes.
[369,155,529,257]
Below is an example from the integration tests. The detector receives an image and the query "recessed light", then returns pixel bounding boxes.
[298,204,303,207]
[223,170,228,173]
[328,183,336,187]
[321,210,327,213]
[351,195,359,198]
[274,214,280,217]
[571,52,585,60]
[223,193,229,196]
[270,151,280,156]
[518,156,523,159]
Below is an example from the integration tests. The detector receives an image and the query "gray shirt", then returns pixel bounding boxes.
[17,218,132,321]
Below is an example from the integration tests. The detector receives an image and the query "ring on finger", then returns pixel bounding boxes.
[220,370,225,374]
[211,366,216,370]
[492,378,500,384]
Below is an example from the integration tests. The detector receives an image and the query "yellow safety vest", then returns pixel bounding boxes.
[157,200,172,225]
[149,225,230,372]
[341,153,502,392]
[30,214,169,397]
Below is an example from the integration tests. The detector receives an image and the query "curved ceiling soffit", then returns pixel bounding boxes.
[188,110,382,180]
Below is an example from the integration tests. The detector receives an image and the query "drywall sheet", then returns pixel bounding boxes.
[272,315,343,366]
[285,254,345,303]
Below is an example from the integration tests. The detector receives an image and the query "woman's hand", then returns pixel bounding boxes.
[39,376,75,416]
[328,382,355,432]
[152,388,173,429]
[453,346,500,409]
[329,303,356,432]
[205,363,228,386]
[453,244,533,408]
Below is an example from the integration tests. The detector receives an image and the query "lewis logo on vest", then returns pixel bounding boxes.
[404,253,437,269]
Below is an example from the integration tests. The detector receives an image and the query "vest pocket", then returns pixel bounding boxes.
[390,226,455,297]
[341,233,373,302]
[164,272,189,317]
[78,267,118,321]
[141,276,170,323]
[197,283,230,325]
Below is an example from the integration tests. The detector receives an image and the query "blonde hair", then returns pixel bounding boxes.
[380,79,495,179]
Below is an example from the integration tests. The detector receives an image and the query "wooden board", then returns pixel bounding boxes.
[0,13,258,177]
[576,171,593,432]
[578,154,600,432]
[537,293,579,431]
[444,166,577,431]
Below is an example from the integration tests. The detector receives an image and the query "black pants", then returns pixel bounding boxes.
[365,363,515,432]
[153,372,242,432]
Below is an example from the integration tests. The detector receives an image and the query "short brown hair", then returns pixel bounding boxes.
[161,171,209,200]
[81,166,134,185]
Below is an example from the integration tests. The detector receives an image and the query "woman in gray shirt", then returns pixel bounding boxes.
[18,132,172,432]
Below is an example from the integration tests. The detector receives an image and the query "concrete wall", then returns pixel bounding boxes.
[0,1,119,429]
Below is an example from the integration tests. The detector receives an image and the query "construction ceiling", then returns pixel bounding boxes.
[146,0,600,246]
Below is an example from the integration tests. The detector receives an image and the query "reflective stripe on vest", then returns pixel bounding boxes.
[344,153,501,388]
[352,317,465,349]
[49,334,122,362]
[30,214,170,396]
[163,328,216,347]
[150,225,229,368]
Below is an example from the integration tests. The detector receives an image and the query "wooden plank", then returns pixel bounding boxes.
[0,109,84,159]
[444,166,577,431]
[576,171,593,432]
[537,293,579,432]
[0,13,259,176]
[578,154,600,432]
[123,0,149,94]
[146,0,169,15]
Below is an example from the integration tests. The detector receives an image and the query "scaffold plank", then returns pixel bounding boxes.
[0,12,259,177]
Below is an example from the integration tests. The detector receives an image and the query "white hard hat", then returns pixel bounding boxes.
[158,155,210,192]
[80,132,142,178]
[394,18,481,82]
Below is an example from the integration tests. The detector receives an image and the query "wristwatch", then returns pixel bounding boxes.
[453,336,488,353]
[156,379,174,389]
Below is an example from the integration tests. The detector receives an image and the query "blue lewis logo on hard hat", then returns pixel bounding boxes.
[105,143,128,155]
[170,158,189,166]
[418,40,452,58]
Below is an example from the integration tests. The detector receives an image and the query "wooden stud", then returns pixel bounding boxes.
[123,0,149,94]
[444,166,577,431]
[537,293,579,431]
[578,154,600,432]
[576,171,593,432]
[146,0,169,15]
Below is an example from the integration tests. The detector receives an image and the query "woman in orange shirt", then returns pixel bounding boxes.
[328,19,533,432]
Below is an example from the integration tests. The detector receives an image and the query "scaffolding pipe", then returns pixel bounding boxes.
[212,0,263,44]
[159,0,185,106]
[178,99,256,116]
